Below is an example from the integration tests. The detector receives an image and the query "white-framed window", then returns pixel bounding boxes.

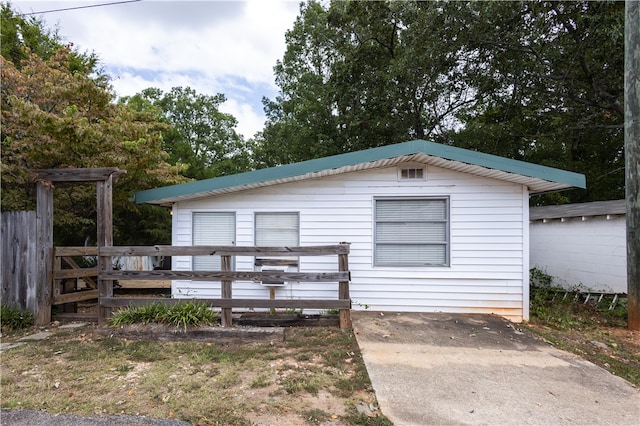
[374,197,449,266]
[192,212,235,270]
[255,212,300,247]
[254,213,300,285]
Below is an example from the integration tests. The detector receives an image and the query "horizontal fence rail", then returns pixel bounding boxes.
[99,244,350,257]
[101,270,349,282]
[100,298,351,310]
[92,244,352,329]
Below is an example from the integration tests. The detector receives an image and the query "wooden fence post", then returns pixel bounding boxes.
[338,243,352,329]
[221,254,232,327]
[35,182,53,325]
[625,0,640,330]
[97,175,114,326]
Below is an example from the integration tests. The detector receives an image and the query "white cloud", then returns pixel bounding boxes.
[219,97,266,139]
[12,0,300,138]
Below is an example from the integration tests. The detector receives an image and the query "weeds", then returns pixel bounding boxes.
[250,373,271,388]
[527,270,639,387]
[0,304,34,331]
[303,408,332,424]
[528,268,626,329]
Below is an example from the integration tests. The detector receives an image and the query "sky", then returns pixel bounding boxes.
[11,0,301,139]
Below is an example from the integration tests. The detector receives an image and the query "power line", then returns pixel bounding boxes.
[17,0,142,17]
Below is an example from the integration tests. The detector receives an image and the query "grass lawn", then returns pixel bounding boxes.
[1,323,391,426]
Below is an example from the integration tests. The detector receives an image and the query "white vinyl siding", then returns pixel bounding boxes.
[172,164,528,322]
[375,198,449,266]
[255,212,299,246]
[192,212,235,270]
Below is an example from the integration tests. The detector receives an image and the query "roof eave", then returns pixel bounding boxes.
[134,140,586,205]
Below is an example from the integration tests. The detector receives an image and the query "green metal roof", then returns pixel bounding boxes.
[135,140,586,206]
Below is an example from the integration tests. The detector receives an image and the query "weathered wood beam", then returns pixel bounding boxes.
[31,168,125,182]
[52,313,98,322]
[35,181,53,325]
[97,175,114,326]
[53,289,99,305]
[99,244,350,257]
[100,270,349,282]
[100,297,350,310]
[221,255,232,327]
[55,247,98,256]
[61,257,97,288]
[338,248,352,330]
[53,268,99,279]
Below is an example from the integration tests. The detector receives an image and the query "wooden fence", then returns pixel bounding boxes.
[1,211,37,313]
[53,244,352,329]
[52,246,99,308]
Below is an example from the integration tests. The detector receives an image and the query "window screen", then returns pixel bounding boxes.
[255,212,299,246]
[375,198,449,266]
[192,212,235,270]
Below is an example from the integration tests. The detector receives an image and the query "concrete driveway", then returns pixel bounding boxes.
[352,311,640,426]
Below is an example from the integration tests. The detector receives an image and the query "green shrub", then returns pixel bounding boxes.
[0,304,34,331]
[162,301,218,329]
[530,267,554,288]
[109,301,218,329]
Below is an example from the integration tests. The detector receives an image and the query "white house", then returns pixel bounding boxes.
[530,200,627,294]
[135,140,586,322]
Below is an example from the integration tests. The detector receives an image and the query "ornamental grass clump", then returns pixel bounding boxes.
[109,301,218,329]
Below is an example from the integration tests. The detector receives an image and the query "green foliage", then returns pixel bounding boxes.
[0,304,34,331]
[1,43,185,246]
[109,301,218,330]
[259,0,624,203]
[121,87,253,180]
[529,267,554,288]
[451,1,625,204]
[1,3,184,246]
[0,2,97,73]
[161,301,218,330]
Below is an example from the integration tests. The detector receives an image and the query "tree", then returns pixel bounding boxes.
[1,2,98,73]
[258,1,625,203]
[1,47,184,245]
[255,1,339,167]
[451,1,625,203]
[121,87,252,180]
[256,0,478,166]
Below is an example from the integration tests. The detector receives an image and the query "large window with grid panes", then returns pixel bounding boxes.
[374,197,449,266]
